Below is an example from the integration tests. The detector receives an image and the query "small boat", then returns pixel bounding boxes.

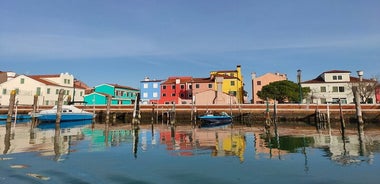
[198,112,232,128]
[35,105,94,122]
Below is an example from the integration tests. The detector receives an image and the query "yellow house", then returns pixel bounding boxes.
[210,65,244,104]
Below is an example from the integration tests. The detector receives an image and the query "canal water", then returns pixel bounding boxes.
[1,120,380,184]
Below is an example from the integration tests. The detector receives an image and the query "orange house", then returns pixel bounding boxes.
[251,72,287,104]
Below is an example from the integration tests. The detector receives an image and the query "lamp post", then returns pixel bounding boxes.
[297,69,302,104]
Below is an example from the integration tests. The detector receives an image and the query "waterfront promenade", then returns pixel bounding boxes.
[2,103,380,124]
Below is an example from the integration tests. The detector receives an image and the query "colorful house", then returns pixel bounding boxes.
[210,65,245,104]
[84,83,139,105]
[158,76,193,104]
[140,77,163,104]
[191,76,237,105]
[0,72,85,106]
[251,72,288,104]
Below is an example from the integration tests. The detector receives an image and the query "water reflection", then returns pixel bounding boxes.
[1,121,380,167]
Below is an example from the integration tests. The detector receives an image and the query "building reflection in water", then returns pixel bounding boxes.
[159,127,246,162]
[1,122,380,166]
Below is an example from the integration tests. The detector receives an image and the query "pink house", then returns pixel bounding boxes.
[191,76,237,105]
[251,72,287,104]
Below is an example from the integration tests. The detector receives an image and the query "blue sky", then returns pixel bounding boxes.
[1,0,380,99]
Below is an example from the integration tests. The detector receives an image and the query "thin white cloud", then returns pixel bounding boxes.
[0,33,168,59]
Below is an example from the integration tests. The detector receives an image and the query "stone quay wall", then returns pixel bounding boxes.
[3,104,380,126]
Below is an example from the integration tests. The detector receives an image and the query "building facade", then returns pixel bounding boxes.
[301,70,376,104]
[0,73,85,106]
[251,72,288,104]
[84,84,139,105]
[140,77,163,104]
[158,76,193,104]
[209,65,244,104]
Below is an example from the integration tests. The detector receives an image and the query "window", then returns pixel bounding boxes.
[339,86,345,92]
[162,93,166,97]
[143,92,148,98]
[20,78,25,84]
[16,88,19,94]
[153,92,158,98]
[208,84,213,88]
[257,81,261,85]
[189,85,192,89]
[47,88,51,94]
[153,83,158,88]
[180,93,184,98]
[333,76,337,80]
[320,98,327,104]
[196,84,200,88]
[143,83,148,88]
[338,75,342,80]
[2,89,6,95]
[172,93,176,97]
[320,86,326,92]
[162,85,166,90]
[80,92,83,96]
[180,85,185,89]
[36,87,41,96]
[332,86,338,92]
[56,89,59,94]
[230,81,235,86]
[172,85,176,89]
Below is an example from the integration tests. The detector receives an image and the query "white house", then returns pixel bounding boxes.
[301,70,376,104]
[0,73,86,106]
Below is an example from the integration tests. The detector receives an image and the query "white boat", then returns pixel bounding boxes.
[35,105,94,122]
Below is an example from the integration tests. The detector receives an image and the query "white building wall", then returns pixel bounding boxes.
[0,74,84,106]
[303,82,354,104]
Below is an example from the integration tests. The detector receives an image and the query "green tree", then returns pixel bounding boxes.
[257,80,310,103]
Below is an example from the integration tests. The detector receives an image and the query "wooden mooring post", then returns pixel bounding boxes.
[132,93,141,129]
[106,95,112,124]
[56,89,65,124]
[6,90,16,124]
[338,99,346,138]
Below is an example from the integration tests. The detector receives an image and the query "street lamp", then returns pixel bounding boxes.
[297,69,302,104]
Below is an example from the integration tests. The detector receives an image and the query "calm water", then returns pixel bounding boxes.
[1,120,380,184]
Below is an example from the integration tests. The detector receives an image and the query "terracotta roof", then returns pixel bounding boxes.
[28,74,61,78]
[302,75,375,84]
[324,70,351,74]
[28,75,63,86]
[161,76,193,84]
[192,77,214,83]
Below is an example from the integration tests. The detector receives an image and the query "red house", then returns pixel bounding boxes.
[158,76,193,104]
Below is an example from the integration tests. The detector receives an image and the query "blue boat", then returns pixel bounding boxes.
[35,105,94,122]
[198,112,232,128]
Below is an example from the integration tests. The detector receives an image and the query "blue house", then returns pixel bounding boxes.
[84,83,139,105]
[140,77,163,104]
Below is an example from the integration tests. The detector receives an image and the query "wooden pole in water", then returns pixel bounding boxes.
[151,104,155,125]
[353,87,364,125]
[56,89,65,124]
[106,95,111,124]
[338,99,345,137]
[32,95,38,126]
[6,90,16,124]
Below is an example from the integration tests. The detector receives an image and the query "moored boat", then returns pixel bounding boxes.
[35,105,94,122]
[198,112,232,128]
